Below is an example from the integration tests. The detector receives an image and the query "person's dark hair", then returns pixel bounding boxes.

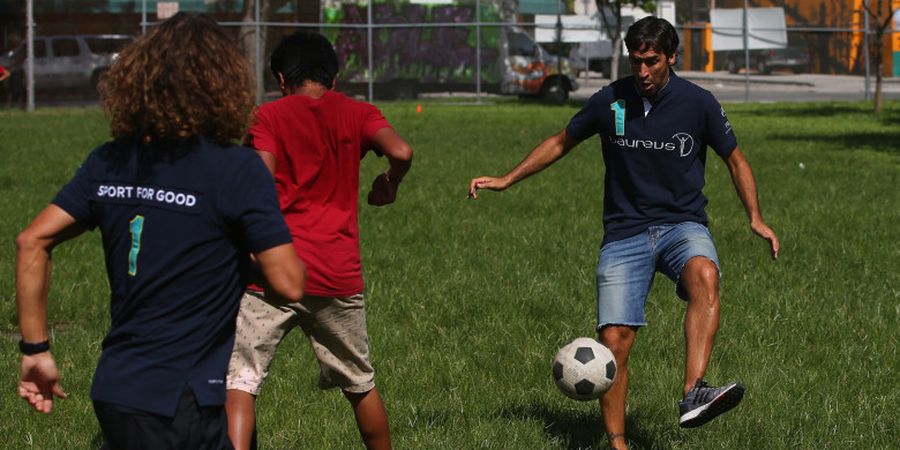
[270,31,338,90]
[100,12,254,146]
[624,16,679,58]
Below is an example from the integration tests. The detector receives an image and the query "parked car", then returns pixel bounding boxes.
[2,34,133,98]
[724,46,810,74]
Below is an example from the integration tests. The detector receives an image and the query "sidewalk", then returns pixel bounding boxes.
[579,70,899,88]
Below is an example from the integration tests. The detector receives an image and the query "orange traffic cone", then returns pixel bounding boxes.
[416,104,423,114]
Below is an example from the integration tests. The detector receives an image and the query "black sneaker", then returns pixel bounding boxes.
[678,379,745,428]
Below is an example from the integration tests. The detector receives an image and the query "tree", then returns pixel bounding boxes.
[594,0,657,80]
[862,0,899,113]
[234,0,289,80]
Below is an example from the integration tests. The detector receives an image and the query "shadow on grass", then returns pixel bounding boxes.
[91,432,105,449]
[492,401,660,449]
[768,131,900,155]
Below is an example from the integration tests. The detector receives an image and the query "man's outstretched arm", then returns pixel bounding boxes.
[723,147,780,260]
[16,205,85,413]
[468,129,580,199]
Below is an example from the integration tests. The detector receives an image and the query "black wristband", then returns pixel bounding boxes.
[19,339,50,355]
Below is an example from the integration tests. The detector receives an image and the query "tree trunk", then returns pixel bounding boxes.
[239,0,282,85]
[611,33,622,80]
[596,1,624,80]
[863,0,900,114]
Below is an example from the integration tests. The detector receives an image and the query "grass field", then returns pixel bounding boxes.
[1,100,898,449]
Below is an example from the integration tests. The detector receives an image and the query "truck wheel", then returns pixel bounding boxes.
[599,61,611,79]
[727,59,738,74]
[540,79,568,103]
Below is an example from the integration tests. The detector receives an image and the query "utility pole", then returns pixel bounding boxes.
[556,1,564,95]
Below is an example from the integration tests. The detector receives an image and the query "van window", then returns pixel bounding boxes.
[86,37,132,55]
[52,38,80,57]
[508,32,536,57]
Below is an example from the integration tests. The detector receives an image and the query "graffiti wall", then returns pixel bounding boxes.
[323,2,503,84]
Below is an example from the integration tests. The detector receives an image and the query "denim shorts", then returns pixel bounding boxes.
[596,222,720,329]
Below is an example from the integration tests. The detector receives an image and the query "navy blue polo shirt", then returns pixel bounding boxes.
[566,72,738,244]
[53,136,292,417]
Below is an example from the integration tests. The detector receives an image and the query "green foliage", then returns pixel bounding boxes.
[595,0,658,17]
[0,101,897,448]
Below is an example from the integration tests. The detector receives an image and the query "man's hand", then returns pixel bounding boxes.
[368,172,400,206]
[468,176,509,199]
[751,220,780,260]
[18,352,67,414]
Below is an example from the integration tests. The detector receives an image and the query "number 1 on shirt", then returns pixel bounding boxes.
[610,99,626,136]
[128,215,145,276]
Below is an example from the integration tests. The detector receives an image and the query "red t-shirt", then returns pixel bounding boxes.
[247,90,390,297]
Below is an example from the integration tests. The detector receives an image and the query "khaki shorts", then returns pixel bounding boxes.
[227,291,375,395]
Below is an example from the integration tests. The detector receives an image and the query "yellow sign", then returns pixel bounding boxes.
[895,1,900,52]
[894,2,900,51]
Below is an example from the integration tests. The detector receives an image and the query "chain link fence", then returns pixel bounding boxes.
[1,1,896,110]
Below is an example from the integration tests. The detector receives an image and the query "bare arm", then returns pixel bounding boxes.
[255,150,276,176]
[253,243,305,303]
[16,204,85,413]
[368,127,413,206]
[723,147,780,260]
[468,129,580,199]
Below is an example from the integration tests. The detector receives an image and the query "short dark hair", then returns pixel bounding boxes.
[624,16,679,58]
[270,31,338,89]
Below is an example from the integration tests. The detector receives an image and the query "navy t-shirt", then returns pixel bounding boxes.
[53,136,292,417]
[566,72,738,245]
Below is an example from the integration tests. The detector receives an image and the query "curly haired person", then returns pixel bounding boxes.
[15,13,305,450]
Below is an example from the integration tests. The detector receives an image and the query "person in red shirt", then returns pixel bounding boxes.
[226,32,412,450]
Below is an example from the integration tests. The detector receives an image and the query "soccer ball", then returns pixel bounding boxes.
[552,337,617,401]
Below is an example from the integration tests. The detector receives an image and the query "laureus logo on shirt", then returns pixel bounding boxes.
[607,132,695,158]
[672,132,695,157]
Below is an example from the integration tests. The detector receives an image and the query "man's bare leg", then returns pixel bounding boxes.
[599,325,638,450]
[226,389,257,450]
[344,388,391,450]
[680,256,720,395]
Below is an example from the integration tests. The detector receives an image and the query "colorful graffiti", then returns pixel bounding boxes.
[323,3,503,84]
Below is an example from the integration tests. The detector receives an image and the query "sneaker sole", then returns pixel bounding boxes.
[679,383,745,428]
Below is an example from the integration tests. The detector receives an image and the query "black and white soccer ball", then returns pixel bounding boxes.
[552,337,617,401]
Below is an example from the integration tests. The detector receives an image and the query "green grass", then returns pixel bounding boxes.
[1,100,898,449]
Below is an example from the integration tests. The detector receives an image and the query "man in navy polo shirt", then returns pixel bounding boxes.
[469,17,779,449]
[15,14,305,449]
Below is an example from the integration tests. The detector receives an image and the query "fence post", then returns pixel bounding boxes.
[26,0,34,112]
[255,0,263,104]
[367,0,373,102]
[743,0,749,103]
[476,0,482,104]
[863,0,871,101]
[141,0,147,35]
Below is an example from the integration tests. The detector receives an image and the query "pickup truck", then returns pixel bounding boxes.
[724,46,810,75]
